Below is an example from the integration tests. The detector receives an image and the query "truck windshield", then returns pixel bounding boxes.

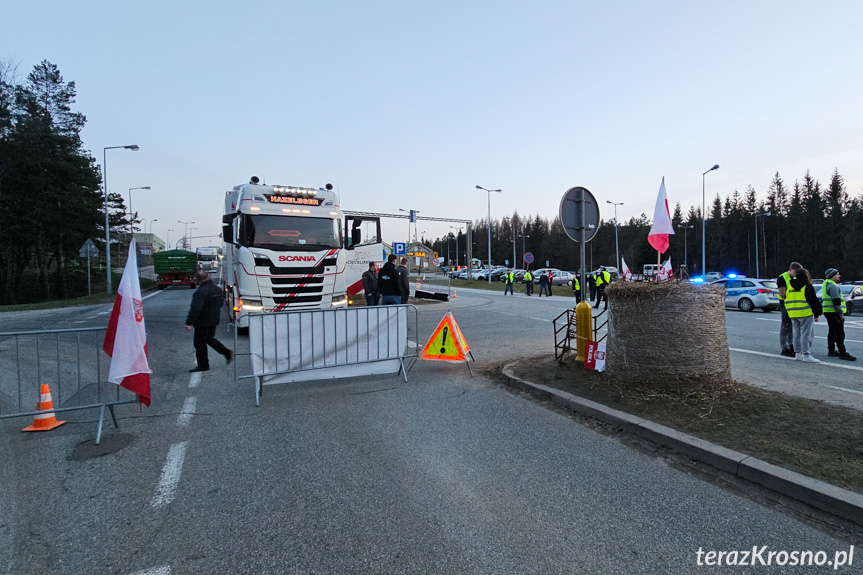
[240,215,340,251]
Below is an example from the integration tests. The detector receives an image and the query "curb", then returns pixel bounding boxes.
[501,361,863,528]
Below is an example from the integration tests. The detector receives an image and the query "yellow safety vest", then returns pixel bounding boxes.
[778,271,792,301]
[524,272,532,282]
[506,272,514,283]
[821,279,846,314]
[596,271,610,287]
[573,277,580,291]
[784,284,812,318]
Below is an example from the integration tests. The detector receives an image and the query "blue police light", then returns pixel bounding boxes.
[690,277,705,283]
[727,273,738,279]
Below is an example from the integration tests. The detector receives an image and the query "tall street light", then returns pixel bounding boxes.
[149,219,158,234]
[476,185,501,283]
[103,144,140,293]
[450,226,463,267]
[755,211,771,278]
[702,164,719,276]
[677,224,694,268]
[189,228,198,251]
[606,200,623,272]
[519,233,530,269]
[178,221,194,250]
[166,229,174,250]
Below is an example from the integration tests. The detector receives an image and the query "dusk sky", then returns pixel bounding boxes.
[6,1,863,250]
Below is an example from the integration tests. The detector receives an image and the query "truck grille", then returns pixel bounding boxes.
[272,286,324,295]
[272,295,324,304]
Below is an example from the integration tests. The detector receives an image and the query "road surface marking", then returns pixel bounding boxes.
[767,331,863,344]
[189,371,201,388]
[729,348,863,372]
[129,567,171,575]
[755,317,862,330]
[177,397,197,427]
[825,385,863,396]
[142,291,164,301]
[151,442,188,509]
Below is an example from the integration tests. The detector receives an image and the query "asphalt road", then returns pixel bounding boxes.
[2,286,862,574]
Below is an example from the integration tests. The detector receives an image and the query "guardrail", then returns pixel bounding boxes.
[0,327,137,443]
[415,272,451,298]
[552,306,608,361]
[235,305,420,405]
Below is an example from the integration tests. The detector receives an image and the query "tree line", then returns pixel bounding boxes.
[0,61,133,305]
[430,171,863,282]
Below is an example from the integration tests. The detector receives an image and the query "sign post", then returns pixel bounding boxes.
[79,239,100,296]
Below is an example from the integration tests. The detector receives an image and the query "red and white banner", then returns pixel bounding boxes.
[585,341,606,371]
[103,239,151,405]
[657,257,673,282]
[648,177,675,253]
[621,257,632,282]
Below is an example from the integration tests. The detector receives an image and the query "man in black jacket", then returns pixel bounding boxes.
[185,270,233,372]
[378,254,402,305]
[397,257,410,304]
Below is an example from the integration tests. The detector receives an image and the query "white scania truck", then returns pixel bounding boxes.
[222,177,383,329]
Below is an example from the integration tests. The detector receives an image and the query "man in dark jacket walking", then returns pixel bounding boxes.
[378,254,402,305]
[397,257,410,304]
[185,270,232,372]
[362,262,379,306]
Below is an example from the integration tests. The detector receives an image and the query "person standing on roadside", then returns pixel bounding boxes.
[378,254,402,305]
[785,267,822,363]
[822,268,856,361]
[538,271,549,297]
[547,271,554,296]
[588,271,597,302]
[185,270,232,372]
[594,268,610,310]
[362,261,379,306]
[504,269,515,295]
[397,257,410,304]
[572,272,581,304]
[523,269,533,296]
[777,262,802,357]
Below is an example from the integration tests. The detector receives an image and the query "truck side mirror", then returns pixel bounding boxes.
[351,228,362,247]
[222,214,237,246]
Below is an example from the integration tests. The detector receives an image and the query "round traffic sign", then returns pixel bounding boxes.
[524,252,534,264]
[559,186,600,243]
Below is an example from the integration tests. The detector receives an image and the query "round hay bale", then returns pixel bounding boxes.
[604,282,730,385]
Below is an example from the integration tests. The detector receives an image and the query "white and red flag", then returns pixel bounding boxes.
[657,257,673,281]
[648,177,675,253]
[103,239,151,406]
[621,257,633,282]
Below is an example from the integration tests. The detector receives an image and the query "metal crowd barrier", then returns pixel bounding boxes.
[415,271,451,298]
[0,327,137,444]
[235,305,420,405]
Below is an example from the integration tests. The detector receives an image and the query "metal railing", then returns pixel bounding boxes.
[552,306,608,361]
[235,305,420,405]
[0,327,136,443]
[415,271,451,298]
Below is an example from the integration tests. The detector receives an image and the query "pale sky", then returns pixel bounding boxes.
[7,1,863,249]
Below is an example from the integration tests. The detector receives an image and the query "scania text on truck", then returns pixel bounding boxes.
[222,176,383,329]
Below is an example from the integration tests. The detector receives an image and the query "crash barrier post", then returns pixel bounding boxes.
[415,272,451,300]
[235,305,419,406]
[0,327,137,444]
[593,307,608,343]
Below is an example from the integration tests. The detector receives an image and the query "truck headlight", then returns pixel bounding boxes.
[331,295,348,307]
[241,298,265,311]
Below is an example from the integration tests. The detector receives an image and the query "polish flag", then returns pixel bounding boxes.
[621,257,633,282]
[103,239,151,406]
[657,257,673,281]
[648,177,675,253]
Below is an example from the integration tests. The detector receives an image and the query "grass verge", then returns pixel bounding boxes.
[0,278,157,313]
[511,356,863,494]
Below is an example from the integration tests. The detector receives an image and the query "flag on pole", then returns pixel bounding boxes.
[621,257,633,282]
[103,238,152,406]
[657,257,673,281]
[648,177,675,253]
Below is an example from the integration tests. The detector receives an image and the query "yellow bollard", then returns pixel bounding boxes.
[575,300,593,363]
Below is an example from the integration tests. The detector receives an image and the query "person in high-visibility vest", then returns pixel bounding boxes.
[523,270,533,295]
[504,270,515,296]
[593,269,611,310]
[822,268,856,361]
[776,262,802,357]
[785,267,823,363]
[571,272,581,304]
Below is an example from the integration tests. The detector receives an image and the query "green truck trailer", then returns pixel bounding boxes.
[153,250,197,289]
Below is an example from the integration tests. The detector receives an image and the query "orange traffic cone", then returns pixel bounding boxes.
[22,384,66,432]
[452,289,457,299]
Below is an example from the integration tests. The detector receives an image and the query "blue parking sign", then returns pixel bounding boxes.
[394,242,407,255]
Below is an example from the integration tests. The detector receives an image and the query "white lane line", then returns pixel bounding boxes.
[754,317,862,330]
[825,385,863,397]
[177,397,197,427]
[143,291,164,301]
[151,442,188,509]
[729,348,863,372]
[188,372,201,388]
[129,567,171,575]
[767,331,863,344]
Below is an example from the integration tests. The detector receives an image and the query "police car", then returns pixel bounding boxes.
[710,277,780,312]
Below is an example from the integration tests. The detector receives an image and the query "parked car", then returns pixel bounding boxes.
[816,284,862,315]
[490,268,512,282]
[704,271,723,282]
[551,271,576,286]
[711,278,779,312]
[531,268,561,283]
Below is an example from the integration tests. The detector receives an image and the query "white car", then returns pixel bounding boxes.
[711,278,779,312]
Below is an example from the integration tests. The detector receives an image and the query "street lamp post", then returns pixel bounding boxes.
[519,234,530,268]
[178,221,195,250]
[189,228,197,251]
[677,224,695,268]
[450,226,463,268]
[128,186,151,263]
[102,144,140,293]
[606,200,623,272]
[702,164,719,276]
[149,219,158,234]
[166,229,173,250]
[475,185,502,283]
[755,211,771,278]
